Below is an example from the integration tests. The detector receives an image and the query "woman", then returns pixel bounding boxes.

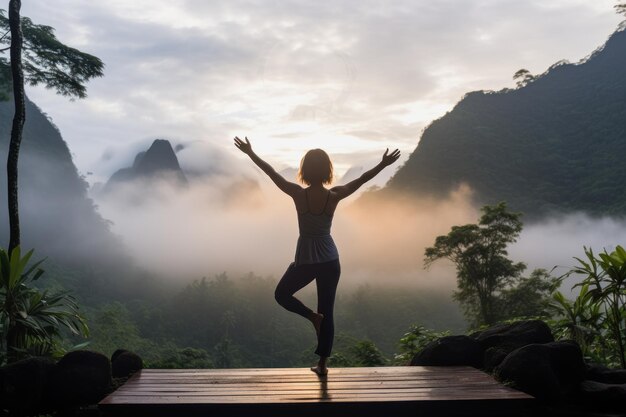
[234,136,400,375]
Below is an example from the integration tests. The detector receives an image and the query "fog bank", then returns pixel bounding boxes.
[93,149,626,296]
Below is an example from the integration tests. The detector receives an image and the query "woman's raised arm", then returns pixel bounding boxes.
[234,136,301,197]
[331,148,400,200]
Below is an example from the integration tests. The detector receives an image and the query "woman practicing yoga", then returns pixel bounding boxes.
[234,136,400,375]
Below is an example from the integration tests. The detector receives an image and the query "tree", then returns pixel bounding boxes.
[6,0,24,254]
[424,202,526,326]
[513,68,535,88]
[1,5,104,252]
[497,268,560,320]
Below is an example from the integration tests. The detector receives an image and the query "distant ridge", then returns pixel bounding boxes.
[387,29,626,218]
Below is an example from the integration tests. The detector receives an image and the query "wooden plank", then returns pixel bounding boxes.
[134,366,478,375]
[114,383,503,393]
[99,366,535,417]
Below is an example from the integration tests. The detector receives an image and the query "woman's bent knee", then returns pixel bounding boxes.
[274,285,285,305]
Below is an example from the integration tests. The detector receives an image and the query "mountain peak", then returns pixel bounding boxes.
[105,139,188,190]
[134,139,184,176]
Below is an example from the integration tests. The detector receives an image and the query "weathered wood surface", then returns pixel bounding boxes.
[99,366,534,416]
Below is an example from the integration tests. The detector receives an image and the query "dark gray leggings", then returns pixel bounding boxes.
[274,259,341,357]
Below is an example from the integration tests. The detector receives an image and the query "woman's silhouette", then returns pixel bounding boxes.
[234,137,400,375]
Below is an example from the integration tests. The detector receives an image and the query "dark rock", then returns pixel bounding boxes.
[0,357,57,415]
[472,320,554,351]
[111,349,143,378]
[586,363,626,384]
[51,350,112,407]
[411,335,483,368]
[111,348,126,363]
[549,341,587,389]
[483,344,514,373]
[579,380,626,405]
[495,340,586,401]
[497,344,559,400]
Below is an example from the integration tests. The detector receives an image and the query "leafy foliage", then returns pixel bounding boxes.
[0,10,104,99]
[559,246,626,368]
[497,268,560,320]
[69,271,465,368]
[393,325,450,364]
[549,283,605,363]
[329,335,387,367]
[0,247,88,364]
[150,347,214,369]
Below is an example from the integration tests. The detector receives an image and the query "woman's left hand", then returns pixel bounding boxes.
[381,148,401,166]
[234,136,253,155]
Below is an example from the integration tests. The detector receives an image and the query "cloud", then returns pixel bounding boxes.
[511,213,626,294]
[22,0,623,182]
[93,171,478,290]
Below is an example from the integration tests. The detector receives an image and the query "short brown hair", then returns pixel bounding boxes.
[297,149,334,185]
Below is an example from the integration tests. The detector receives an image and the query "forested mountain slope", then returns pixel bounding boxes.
[0,97,125,267]
[387,29,626,217]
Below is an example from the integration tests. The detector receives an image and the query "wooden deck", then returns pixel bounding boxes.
[99,366,535,417]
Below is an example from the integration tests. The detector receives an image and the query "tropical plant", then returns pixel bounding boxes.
[549,283,604,361]
[0,247,88,363]
[563,246,626,368]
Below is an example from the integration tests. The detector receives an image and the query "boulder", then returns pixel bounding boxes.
[411,335,483,368]
[0,357,57,415]
[579,380,626,405]
[111,349,143,378]
[495,340,586,400]
[585,363,626,384]
[472,320,554,351]
[483,344,514,373]
[51,350,112,407]
[470,320,555,371]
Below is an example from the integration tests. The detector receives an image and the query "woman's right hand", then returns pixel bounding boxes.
[234,136,253,155]
[381,148,401,166]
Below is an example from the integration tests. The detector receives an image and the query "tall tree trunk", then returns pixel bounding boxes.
[6,323,19,363]
[7,0,25,253]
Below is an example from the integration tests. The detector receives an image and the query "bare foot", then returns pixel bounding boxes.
[310,365,328,376]
[309,312,324,338]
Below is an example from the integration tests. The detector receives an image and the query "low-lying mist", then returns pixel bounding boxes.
[511,214,626,293]
[93,154,626,297]
[94,164,476,290]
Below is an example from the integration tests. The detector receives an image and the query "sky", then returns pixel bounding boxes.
[19,0,624,185]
